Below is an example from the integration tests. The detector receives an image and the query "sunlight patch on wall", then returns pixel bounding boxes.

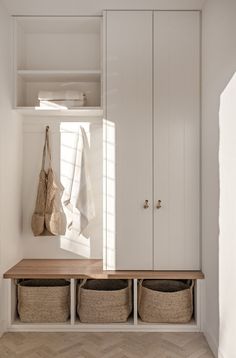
[103,119,116,270]
[60,121,91,258]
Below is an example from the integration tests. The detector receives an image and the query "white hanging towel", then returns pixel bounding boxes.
[75,127,96,233]
[63,126,95,237]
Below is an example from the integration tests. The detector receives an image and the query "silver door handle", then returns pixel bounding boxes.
[156,200,162,209]
[143,200,149,209]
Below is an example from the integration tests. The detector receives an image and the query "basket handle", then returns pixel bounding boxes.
[41,126,52,171]
[137,279,143,308]
[127,280,133,313]
[77,279,87,309]
[189,280,195,308]
[128,279,132,288]
[190,280,195,290]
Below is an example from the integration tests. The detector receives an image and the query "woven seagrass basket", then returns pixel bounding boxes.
[138,279,194,323]
[18,279,70,323]
[77,279,132,323]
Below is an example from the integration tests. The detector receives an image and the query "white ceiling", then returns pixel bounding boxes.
[2,0,206,16]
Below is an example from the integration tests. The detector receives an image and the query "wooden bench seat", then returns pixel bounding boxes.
[3,259,204,280]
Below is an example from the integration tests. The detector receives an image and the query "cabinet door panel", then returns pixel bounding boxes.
[154,11,200,270]
[105,11,153,269]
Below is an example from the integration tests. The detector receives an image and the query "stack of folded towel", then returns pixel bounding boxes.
[38,90,87,109]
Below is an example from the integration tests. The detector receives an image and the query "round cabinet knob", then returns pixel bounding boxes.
[156,200,162,209]
[143,200,149,209]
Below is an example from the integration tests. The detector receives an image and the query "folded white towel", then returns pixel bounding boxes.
[39,99,86,109]
[39,100,67,109]
[38,90,86,101]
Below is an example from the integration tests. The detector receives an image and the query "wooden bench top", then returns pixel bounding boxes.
[3,259,204,279]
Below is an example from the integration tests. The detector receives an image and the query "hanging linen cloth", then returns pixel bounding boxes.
[63,126,95,237]
[31,126,66,236]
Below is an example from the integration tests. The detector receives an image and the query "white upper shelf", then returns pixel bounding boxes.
[15,107,103,117]
[17,70,101,83]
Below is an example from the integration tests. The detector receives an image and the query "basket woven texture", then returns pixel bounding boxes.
[138,279,194,323]
[77,279,132,323]
[18,279,70,323]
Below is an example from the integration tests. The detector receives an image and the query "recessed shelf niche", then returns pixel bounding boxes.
[14,16,102,109]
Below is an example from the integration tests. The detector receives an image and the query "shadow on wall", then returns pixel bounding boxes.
[201,1,236,355]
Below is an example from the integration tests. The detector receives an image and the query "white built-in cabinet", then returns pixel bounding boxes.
[13,13,200,271]
[104,11,200,270]
[104,11,153,270]
[6,12,203,334]
[153,12,200,270]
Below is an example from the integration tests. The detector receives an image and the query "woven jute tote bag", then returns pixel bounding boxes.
[77,279,132,323]
[31,126,66,236]
[138,279,194,323]
[17,279,70,323]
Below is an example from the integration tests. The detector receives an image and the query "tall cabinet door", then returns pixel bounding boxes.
[154,11,200,270]
[105,11,153,270]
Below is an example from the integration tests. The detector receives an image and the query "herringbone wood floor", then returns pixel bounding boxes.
[0,332,214,358]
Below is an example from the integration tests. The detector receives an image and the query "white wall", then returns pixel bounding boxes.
[22,118,103,259]
[202,0,236,356]
[0,0,23,335]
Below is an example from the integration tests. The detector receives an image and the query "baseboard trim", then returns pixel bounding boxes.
[204,329,218,357]
[0,320,6,337]
[7,322,201,333]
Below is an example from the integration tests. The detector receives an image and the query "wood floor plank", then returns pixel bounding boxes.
[0,332,214,358]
